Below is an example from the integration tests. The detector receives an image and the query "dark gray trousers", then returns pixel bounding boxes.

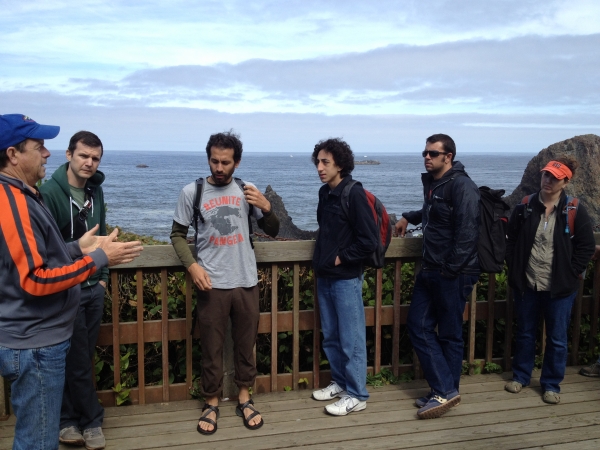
[60,282,105,430]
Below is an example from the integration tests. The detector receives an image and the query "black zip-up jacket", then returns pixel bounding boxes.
[313,175,378,279]
[505,191,595,298]
[402,161,480,277]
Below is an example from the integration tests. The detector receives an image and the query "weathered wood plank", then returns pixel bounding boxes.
[108,238,424,270]
[136,269,146,405]
[292,263,300,390]
[392,260,402,376]
[270,263,278,393]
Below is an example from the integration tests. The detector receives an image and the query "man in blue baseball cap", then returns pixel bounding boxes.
[0,114,144,449]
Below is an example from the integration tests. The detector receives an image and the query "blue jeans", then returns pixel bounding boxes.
[61,283,105,430]
[317,277,369,401]
[407,270,478,396]
[0,339,70,450]
[512,288,577,393]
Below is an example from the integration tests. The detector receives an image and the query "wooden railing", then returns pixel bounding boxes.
[2,236,599,416]
[89,236,600,407]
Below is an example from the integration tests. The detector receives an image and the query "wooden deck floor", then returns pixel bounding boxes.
[2,367,600,449]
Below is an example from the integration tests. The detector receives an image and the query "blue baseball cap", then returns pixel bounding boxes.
[0,114,60,149]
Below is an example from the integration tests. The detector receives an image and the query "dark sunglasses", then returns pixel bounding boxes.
[422,150,449,158]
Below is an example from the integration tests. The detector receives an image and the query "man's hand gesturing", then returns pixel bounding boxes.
[79,226,143,266]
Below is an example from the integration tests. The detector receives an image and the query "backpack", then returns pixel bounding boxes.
[441,178,510,273]
[519,194,579,237]
[340,180,392,268]
[478,186,510,273]
[191,177,255,248]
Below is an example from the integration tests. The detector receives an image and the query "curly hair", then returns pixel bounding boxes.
[311,138,354,177]
[553,155,579,179]
[205,130,243,162]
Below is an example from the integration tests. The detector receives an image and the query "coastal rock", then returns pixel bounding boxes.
[136,164,149,168]
[253,186,317,241]
[355,160,380,165]
[504,134,600,226]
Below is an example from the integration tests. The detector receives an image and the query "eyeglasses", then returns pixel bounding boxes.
[422,150,449,158]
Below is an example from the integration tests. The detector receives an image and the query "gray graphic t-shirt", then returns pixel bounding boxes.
[173,179,264,289]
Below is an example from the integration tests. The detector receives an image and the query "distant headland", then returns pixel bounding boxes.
[354,160,380,165]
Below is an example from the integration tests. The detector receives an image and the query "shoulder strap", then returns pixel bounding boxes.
[563,196,579,237]
[234,177,254,249]
[84,185,96,201]
[192,177,205,241]
[521,194,534,219]
[340,179,359,220]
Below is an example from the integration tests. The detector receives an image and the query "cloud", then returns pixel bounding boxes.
[51,34,598,116]
[1,89,598,154]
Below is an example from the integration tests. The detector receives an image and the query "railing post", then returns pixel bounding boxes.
[504,289,514,371]
[270,264,279,392]
[467,284,477,375]
[485,275,496,364]
[592,260,600,355]
[292,264,300,390]
[111,271,121,403]
[313,275,321,389]
[0,376,9,420]
[374,268,383,374]
[160,269,169,402]
[392,260,402,377]
[136,269,146,405]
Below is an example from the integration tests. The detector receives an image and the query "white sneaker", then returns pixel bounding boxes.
[324,395,367,416]
[83,427,106,450]
[312,381,347,401]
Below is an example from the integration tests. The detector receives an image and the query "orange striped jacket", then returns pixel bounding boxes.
[0,174,108,349]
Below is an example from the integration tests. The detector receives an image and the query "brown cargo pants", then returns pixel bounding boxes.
[196,285,260,397]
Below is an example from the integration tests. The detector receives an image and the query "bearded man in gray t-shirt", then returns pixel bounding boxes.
[170,131,279,436]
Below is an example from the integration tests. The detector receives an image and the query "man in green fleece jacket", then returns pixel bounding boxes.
[39,131,108,450]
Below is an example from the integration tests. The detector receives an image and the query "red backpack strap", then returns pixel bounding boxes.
[564,196,579,237]
[521,194,532,205]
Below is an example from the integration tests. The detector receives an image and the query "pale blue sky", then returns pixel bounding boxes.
[1,0,599,153]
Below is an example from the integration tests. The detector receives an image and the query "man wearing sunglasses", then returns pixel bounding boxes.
[40,131,109,449]
[395,134,480,419]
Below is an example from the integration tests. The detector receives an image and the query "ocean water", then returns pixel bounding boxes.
[42,151,533,242]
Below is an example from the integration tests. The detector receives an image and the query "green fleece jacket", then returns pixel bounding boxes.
[39,162,109,287]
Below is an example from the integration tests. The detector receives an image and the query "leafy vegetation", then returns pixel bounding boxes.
[97,229,600,404]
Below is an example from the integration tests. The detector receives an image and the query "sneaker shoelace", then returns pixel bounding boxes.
[430,395,447,404]
[334,395,354,407]
[86,428,102,438]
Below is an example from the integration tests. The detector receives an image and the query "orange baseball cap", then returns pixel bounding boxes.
[541,160,572,180]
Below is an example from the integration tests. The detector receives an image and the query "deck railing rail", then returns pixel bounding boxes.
[2,236,599,415]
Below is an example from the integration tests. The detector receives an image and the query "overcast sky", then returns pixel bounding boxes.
[2,0,599,153]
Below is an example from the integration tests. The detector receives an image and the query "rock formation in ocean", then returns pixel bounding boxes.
[504,134,600,226]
